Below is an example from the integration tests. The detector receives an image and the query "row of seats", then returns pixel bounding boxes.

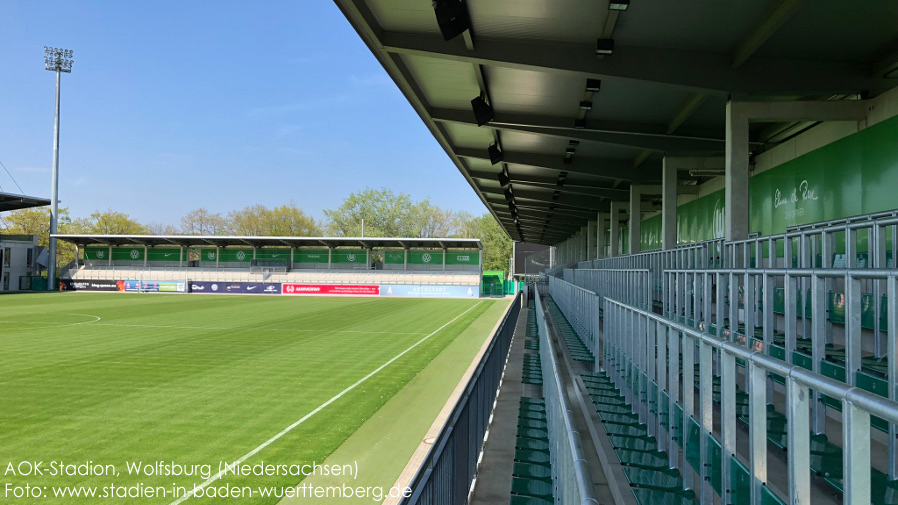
[511,397,554,504]
[545,298,595,364]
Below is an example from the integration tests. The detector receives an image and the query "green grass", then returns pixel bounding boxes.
[0,293,500,504]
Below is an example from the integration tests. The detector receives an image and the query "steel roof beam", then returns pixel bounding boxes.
[381,31,885,96]
[456,147,661,181]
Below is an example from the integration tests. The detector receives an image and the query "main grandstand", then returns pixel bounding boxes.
[55,234,484,296]
[335,2,898,505]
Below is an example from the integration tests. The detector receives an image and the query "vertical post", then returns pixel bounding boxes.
[215,246,220,268]
[328,247,332,270]
[179,246,183,268]
[290,247,294,269]
[587,220,597,261]
[610,202,624,257]
[404,248,408,271]
[596,213,607,259]
[442,248,446,272]
[47,69,62,290]
[662,156,677,250]
[629,185,642,254]
[725,101,750,242]
[108,246,112,267]
[143,245,147,268]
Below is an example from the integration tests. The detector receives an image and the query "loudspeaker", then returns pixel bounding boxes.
[471,95,494,126]
[433,0,471,42]
[488,143,504,165]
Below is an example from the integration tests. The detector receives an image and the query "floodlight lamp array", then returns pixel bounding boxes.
[44,46,74,72]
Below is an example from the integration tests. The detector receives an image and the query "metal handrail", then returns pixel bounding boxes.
[535,285,599,505]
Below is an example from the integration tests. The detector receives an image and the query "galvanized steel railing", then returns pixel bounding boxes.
[535,285,599,505]
[664,267,898,478]
[565,268,652,312]
[603,296,898,505]
[548,276,601,361]
[400,293,521,505]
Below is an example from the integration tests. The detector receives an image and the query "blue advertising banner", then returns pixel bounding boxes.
[379,284,479,298]
[124,280,186,293]
[188,281,281,295]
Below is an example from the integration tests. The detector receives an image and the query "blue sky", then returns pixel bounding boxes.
[0,1,486,226]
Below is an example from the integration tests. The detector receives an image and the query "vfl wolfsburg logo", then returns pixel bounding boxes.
[236,251,246,261]
[130,250,140,259]
[347,254,356,262]
[422,253,432,263]
[96,250,105,259]
[207,251,216,260]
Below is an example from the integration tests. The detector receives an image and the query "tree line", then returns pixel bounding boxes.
[0,187,513,272]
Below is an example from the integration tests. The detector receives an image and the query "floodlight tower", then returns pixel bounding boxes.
[43,46,73,290]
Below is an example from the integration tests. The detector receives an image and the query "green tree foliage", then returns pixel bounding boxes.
[179,208,226,235]
[468,214,513,272]
[86,209,151,235]
[323,187,419,237]
[226,202,321,236]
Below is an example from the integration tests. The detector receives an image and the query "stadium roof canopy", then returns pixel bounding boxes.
[0,192,51,212]
[52,234,482,249]
[335,0,898,245]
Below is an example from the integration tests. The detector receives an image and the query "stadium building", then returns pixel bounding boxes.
[335,2,898,505]
[0,191,50,291]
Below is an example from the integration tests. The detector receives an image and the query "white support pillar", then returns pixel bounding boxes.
[366,248,370,270]
[404,248,408,271]
[328,248,332,270]
[442,248,446,272]
[179,246,184,268]
[596,213,607,259]
[610,202,626,257]
[143,245,148,268]
[587,220,597,261]
[108,246,112,267]
[215,247,220,268]
[629,186,642,254]
[579,227,587,262]
[726,100,751,242]
[290,247,294,269]
[662,157,678,250]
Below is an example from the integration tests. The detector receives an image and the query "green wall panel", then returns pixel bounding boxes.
[294,250,329,263]
[445,251,479,265]
[406,251,443,265]
[200,248,252,262]
[641,215,662,251]
[255,248,290,261]
[330,249,366,264]
[146,248,182,262]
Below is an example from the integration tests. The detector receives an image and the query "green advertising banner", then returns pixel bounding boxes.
[84,247,109,261]
[640,115,898,252]
[295,249,329,263]
[384,251,405,264]
[641,215,662,251]
[331,250,366,264]
[200,248,252,262]
[146,248,182,262]
[407,251,444,265]
[255,249,290,261]
[446,251,479,265]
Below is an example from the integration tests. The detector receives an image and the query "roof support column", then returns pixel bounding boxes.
[108,246,112,267]
[587,220,597,261]
[629,186,642,254]
[596,213,607,259]
[580,226,588,262]
[662,157,678,250]
[726,100,751,242]
[143,245,148,269]
[610,201,626,257]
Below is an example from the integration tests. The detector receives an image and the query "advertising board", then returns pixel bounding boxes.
[379,284,479,298]
[281,284,380,296]
[188,281,281,294]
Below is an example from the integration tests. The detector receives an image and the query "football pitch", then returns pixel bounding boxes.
[0,293,507,504]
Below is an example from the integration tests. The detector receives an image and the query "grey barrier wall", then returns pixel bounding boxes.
[400,293,521,505]
[548,276,601,363]
[664,267,898,477]
[603,296,898,505]
[534,285,599,505]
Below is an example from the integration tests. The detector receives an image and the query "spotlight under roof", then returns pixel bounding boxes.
[471,95,494,126]
[488,143,504,165]
[609,0,630,11]
[596,39,615,55]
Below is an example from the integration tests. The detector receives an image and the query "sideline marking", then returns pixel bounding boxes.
[168,300,484,505]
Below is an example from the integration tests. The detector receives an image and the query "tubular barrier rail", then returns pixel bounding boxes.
[603,296,898,505]
[535,285,599,505]
[548,276,601,362]
[664,267,898,479]
[565,268,652,313]
[400,293,521,505]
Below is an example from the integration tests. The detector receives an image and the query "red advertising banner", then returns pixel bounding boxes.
[281,284,380,296]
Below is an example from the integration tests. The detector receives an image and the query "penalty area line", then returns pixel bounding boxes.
[168,299,484,505]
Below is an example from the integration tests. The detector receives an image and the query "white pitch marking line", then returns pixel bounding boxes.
[0,314,102,328]
[168,300,484,505]
[90,322,427,336]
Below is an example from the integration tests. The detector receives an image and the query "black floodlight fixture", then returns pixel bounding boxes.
[579,101,593,111]
[433,0,471,41]
[565,147,576,158]
[503,187,514,203]
[471,94,494,126]
[574,119,586,129]
[488,142,504,165]
[497,167,511,187]
[568,140,580,147]
[609,0,630,11]
[586,79,602,92]
[596,39,615,55]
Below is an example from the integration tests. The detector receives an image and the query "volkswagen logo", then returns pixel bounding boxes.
[422,253,431,263]
[236,251,246,260]
[130,250,140,259]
